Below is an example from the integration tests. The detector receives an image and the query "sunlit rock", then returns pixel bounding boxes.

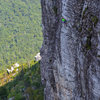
[35,53,41,61]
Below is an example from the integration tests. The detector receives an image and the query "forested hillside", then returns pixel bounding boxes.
[0,0,42,70]
[0,61,44,100]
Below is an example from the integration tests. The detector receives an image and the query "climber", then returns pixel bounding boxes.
[62,18,67,24]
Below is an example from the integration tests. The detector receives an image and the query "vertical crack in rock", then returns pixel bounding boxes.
[40,0,100,100]
[40,0,62,99]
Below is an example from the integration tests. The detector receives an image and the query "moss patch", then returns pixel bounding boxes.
[53,6,57,15]
[79,27,82,32]
[83,7,88,16]
[88,28,92,32]
[91,16,98,26]
[85,35,92,50]
[82,6,88,19]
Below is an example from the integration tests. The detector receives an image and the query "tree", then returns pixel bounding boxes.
[0,87,8,99]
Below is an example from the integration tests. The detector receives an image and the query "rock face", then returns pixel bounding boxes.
[35,53,41,61]
[40,0,100,100]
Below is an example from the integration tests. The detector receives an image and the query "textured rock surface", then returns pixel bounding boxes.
[40,0,100,100]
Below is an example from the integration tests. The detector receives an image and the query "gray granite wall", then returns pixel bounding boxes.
[40,0,100,100]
